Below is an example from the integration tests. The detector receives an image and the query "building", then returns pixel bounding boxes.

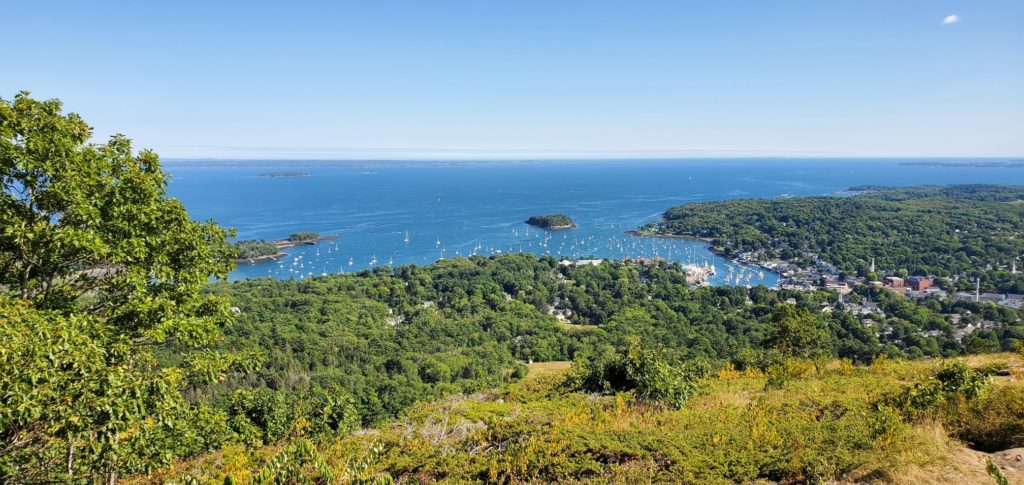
[560,258,604,267]
[1000,294,1024,309]
[824,282,853,295]
[980,293,1005,303]
[883,276,904,288]
[845,301,883,316]
[906,276,932,291]
[906,287,947,299]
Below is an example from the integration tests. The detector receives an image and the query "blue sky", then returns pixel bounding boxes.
[3,1,1022,159]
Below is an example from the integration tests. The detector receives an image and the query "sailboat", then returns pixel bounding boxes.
[403,230,410,244]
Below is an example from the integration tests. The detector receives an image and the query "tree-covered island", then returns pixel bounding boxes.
[525,213,576,229]
[286,231,322,243]
[231,240,284,262]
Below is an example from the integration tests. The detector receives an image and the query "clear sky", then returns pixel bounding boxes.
[3,1,1022,159]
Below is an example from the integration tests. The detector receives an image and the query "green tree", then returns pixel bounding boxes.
[0,92,244,483]
[765,304,832,360]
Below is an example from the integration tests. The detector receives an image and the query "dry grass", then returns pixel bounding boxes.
[526,360,572,379]
[878,440,1024,485]
[140,353,1024,484]
[557,322,599,332]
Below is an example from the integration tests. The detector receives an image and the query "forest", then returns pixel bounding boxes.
[643,185,1024,292]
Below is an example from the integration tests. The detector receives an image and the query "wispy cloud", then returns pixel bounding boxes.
[941,14,959,25]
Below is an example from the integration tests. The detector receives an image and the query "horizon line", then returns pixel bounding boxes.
[160,155,1024,162]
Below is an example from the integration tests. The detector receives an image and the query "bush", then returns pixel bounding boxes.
[565,341,709,409]
[764,358,816,390]
[221,387,360,446]
[885,361,990,420]
[944,385,1024,452]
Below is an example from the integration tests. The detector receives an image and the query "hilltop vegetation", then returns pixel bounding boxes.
[153,352,1024,484]
[642,184,1024,292]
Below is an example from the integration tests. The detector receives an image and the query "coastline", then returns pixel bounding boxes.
[234,252,288,264]
[271,235,338,249]
[234,235,339,264]
[625,230,712,242]
[626,229,783,283]
[537,224,576,230]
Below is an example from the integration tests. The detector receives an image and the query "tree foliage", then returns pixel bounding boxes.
[0,92,238,482]
[287,231,320,242]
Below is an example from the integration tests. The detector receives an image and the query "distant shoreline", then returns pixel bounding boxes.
[625,230,712,242]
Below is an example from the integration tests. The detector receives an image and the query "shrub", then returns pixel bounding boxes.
[884,361,991,420]
[564,341,709,409]
[764,358,816,390]
[944,385,1024,452]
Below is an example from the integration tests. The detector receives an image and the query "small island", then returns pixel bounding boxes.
[525,214,576,230]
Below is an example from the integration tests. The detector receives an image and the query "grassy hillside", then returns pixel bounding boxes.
[144,352,1024,484]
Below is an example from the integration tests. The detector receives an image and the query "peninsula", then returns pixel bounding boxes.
[232,232,338,263]
[525,214,576,230]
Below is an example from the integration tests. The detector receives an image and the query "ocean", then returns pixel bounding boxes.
[164,158,1024,284]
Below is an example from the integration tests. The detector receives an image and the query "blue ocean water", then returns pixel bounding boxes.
[164,159,1024,284]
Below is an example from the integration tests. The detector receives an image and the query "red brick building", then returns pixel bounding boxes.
[907,276,932,291]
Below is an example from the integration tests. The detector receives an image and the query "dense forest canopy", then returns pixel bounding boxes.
[643,184,1024,291]
[195,253,1024,429]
